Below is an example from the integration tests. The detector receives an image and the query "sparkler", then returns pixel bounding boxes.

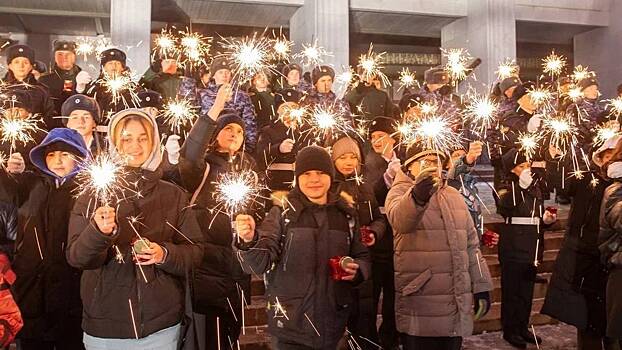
[496,58,518,80]
[0,112,44,153]
[464,95,498,138]
[153,28,178,60]
[607,96,622,117]
[179,29,212,70]
[305,102,354,142]
[161,98,198,134]
[213,169,262,217]
[517,133,542,161]
[96,72,141,110]
[412,115,463,155]
[357,44,390,87]
[566,86,583,102]
[572,65,593,82]
[398,67,417,91]
[528,86,554,107]
[74,152,138,210]
[271,37,293,61]
[293,39,330,68]
[75,37,95,61]
[542,51,567,77]
[220,34,273,84]
[442,48,472,81]
[594,124,620,146]
[94,36,113,57]
[540,115,577,155]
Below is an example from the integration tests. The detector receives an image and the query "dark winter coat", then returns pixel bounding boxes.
[39,64,83,121]
[248,88,275,130]
[345,84,394,121]
[178,115,255,313]
[235,188,371,348]
[3,72,56,130]
[566,98,607,152]
[141,71,182,102]
[84,71,142,117]
[5,128,90,341]
[300,89,351,115]
[598,180,622,338]
[542,171,610,336]
[0,201,16,258]
[178,78,258,151]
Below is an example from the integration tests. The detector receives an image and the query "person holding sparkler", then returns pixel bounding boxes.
[3,44,56,130]
[234,145,370,349]
[140,57,182,102]
[491,76,522,122]
[495,148,557,348]
[40,40,84,121]
[2,128,90,350]
[178,57,258,151]
[301,65,351,115]
[78,48,142,116]
[418,67,460,118]
[178,105,256,349]
[565,76,607,153]
[543,135,621,350]
[256,89,310,206]
[61,94,105,156]
[67,109,204,349]
[248,70,276,130]
[362,116,401,349]
[385,143,492,350]
[345,70,394,122]
[329,134,386,349]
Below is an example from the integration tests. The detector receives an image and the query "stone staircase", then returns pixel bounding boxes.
[237,217,567,349]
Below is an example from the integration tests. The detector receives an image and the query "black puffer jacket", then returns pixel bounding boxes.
[0,200,16,258]
[178,115,256,312]
[345,84,394,122]
[66,168,204,339]
[542,172,610,335]
[235,188,371,348]
[39,64,83,121]
[598,179,622,338]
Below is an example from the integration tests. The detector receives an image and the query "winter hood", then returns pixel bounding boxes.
[107,108,162,172]
[29,127,90,180]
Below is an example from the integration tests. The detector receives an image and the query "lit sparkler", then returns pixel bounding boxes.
[464,95,499,138]
[179,29,212,70]
[305,103,353,142]
[517,133,543,161]
[412,115,463,155]
[528,86,554,107]
[540,115,577,155]
[161,98,199,134]
[293,39,330,68]
[542,51,567,76]
[357,43,390,87]
[271,37,293,61]
[0,111,44,153]
[442,48,472,81]
[154,28,178,60]
[594,124,620,146]
[213,169,262,217]
[220,34,273,84]
[566,86,583,102]
[97,72,141,109]
[75,37,95,61]
[607,96,622,117]
[398,67,417,90]
[496,58,519,80]
[572,65,593,82]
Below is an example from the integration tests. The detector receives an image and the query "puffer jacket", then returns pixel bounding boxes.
[178,78,258,151]
[66,110,204,339]
[345,84,394,122]
[385,170,492,337]
[235,188,371,348]
[598,180,622,338]
[178,114,256,312]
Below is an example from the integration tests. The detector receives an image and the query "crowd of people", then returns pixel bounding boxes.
[0,37,619,350]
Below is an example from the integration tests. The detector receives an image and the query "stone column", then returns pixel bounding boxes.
[110,0,152,75]
[289,0,349,71]
[441,0,516,92]
[574,1,622,98]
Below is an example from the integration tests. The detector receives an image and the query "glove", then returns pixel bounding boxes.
[279,139,295,154]
[385,159,401,179]
[527,115,542,133]
[75,71,92,93]
[165,135,181,165]
[411,168,440,205]
[473,291,491,320]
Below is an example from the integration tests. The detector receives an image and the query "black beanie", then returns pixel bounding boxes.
[53,40,77,53]
[311,65,335,85]
[369,116,396,136]
[282,63,302,77]
[214,109,245,137]
[578,77,598,91]
[398,93,425,113]
[6,44,35,65]
[61,94,101,125]
[502,148,528,174]
[137,90,164,109]
[403,143,447,169]
[100,48,126,67]
[275,88,303,109]
[513,82,534,101]
[499,77,521,95]
[295,145,335,180]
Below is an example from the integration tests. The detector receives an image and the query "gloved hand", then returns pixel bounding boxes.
[527,115,542,133]
[279,139,295,154]
[473,291,491,320]
[6,153,25,174]
[76,71,92,93]
[165,135,181,165]
[411,168,441,205]
[384,159,401,179]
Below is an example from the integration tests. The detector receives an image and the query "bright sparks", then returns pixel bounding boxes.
[162,98,199,134]
[607,97,622,117]
[221,34,273,84]
[542,51,567,76]
[214,170,261,215]
[75,37,95,61]
[293,40,330,68]
[179,30,212,69]
[517,133,542,161]
[357,44,390,87]
[464,95,498,138]
[398,67,417,90]
[412,115,462,155]
[74,153,137,209]
[0,114,43,152]
[442,48,472,81]
[496,59,518,80]
[154,28,178,59]
[572,65,593,82]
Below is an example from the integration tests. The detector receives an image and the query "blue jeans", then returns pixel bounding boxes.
[83,323,181,350]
